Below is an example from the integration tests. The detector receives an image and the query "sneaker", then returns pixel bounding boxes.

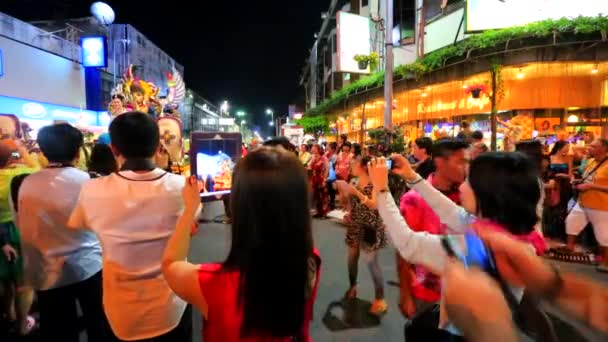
[369,299,388,315]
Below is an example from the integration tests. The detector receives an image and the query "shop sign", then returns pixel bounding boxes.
[81,36,108,68]
[417,96,491,116]
[0,95,101,127]
[219,118,235,126]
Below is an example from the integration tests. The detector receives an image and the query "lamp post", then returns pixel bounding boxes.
[266,109,277,136]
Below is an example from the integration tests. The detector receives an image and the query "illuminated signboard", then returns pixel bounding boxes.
[0,95,101,127]
[337,11,372,74]
[81,36,107,68]
[219,118,235,126]
[467,0,608,32]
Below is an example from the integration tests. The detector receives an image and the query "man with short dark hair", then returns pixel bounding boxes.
[471,130,484,144]
[412,137,435,179]
[456,121,472,143]
[68,112,191,341]
[18,123,106,342]
[398,139,469,318]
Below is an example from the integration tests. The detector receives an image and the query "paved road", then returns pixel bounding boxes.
[6,209,605,341]
[189,216,608,342]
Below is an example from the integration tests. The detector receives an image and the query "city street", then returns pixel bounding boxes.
[189,207,608,342]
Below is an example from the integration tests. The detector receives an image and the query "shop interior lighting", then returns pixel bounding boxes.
[462,84,468,89]
[516,68,525,79]
[421,92,428,98]
[567,115,579,123]
[591,64,599,74]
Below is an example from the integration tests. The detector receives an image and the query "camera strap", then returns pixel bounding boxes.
[580,157,608,184]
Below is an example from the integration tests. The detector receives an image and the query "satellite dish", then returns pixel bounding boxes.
[91,2,115,25]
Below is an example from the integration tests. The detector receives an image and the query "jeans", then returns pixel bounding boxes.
[347,246,384,299]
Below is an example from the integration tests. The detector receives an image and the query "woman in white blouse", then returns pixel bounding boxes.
[368,154,608,336]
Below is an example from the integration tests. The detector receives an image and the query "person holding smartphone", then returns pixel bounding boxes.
[368,155,608,337]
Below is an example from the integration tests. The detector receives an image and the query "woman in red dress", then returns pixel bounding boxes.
[310,144,329,219]
[162,147,321,342]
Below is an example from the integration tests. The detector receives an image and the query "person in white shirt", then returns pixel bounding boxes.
[68,112,190,342]
[18,124,107,342]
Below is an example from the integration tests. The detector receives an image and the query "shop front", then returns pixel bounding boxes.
[0,94,108,139]
[330,61,608,147]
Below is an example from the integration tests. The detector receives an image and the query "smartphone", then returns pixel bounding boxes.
[386,159,392,169]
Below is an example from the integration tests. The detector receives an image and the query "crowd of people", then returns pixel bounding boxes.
[0,113,607,341]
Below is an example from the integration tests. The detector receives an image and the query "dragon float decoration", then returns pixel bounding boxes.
[111,65,188,174]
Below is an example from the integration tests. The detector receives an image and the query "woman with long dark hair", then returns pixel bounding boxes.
[544,140,573,240]
[162,147,320,341]
[368,152,548,339]
[336,155,387,315]
[87,144,118,178]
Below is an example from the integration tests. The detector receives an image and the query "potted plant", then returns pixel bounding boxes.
[354,52,380,71]
[465,84,487,99]
[354,55,369,70]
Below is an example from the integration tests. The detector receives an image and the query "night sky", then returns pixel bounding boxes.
[0,0,329,136]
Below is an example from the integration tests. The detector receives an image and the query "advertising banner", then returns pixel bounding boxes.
[466,0,608,32]
[337,11,372,74]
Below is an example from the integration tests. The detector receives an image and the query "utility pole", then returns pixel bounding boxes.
[490,69,498,151]
[383,0,394,129]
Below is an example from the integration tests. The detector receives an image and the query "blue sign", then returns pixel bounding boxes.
[0,95,102,127]
[81,36,107,68]
[0,49,3,77]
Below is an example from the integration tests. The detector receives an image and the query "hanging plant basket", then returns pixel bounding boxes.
[358,60,369,70]
[465,84,487,99]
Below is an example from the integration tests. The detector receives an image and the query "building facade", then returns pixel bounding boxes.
[301,0,417,110]
[30,18,184,112]
[302,0,608,145]
[0,12,105,136]
[182,89,240,135]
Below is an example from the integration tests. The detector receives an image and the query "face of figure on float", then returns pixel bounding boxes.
[109,98,124,115]
[133,91,145,104]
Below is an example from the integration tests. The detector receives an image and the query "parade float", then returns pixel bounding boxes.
[111,65,188,175]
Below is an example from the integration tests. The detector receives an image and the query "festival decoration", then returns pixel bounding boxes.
[111,65,186,116]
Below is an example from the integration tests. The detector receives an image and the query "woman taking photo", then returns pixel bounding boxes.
[545,140,573,239]
[335,155,387,315]
[309,144,329,219]
[162,147,321,342]
[368,154,608,338]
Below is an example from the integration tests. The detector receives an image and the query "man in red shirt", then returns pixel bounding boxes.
[397,139,469,318]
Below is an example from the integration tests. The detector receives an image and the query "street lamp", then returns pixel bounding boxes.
[220,101,229,115]
[240,120,247,125]
[266,109,276,135]
[237,111,246,117]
